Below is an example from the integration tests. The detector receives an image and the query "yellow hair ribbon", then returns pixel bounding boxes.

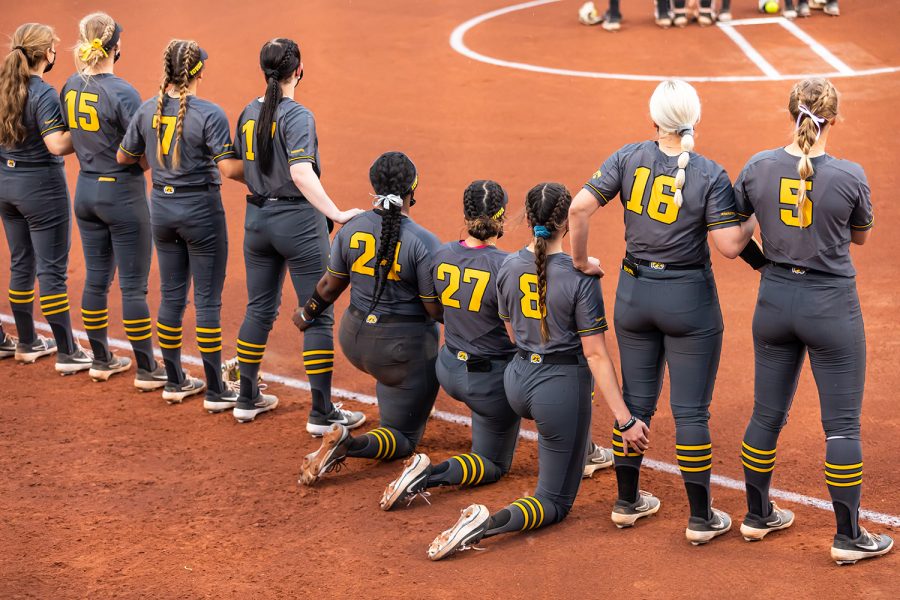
[80,38,108,61]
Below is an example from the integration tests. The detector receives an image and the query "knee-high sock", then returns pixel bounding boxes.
[741,419,781,518]
[303,325,335,416]
[236,325,267,400]
[347,427,412,461]
[825,437,863,538]
[81,305,109,363]
[484,496,559,538]
[613,425,644,504]
[122,298,154,372]
[196,324,223,394]
[157,321,184,384]
[40,293,74,355]
[609,0,621,17]
[676,424,713,520]
[426,453,503,488]
[9,288,36,345]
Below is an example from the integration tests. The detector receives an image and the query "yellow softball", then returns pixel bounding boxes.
[764,1,780,14]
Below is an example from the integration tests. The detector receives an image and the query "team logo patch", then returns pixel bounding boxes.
[530,353,542,364]
[163,185,175,195]
[366,314,379,324]
[6,159,14,168]
[791,267,807,275]
[650,262,665,270]
[456,351,469,362]
[593,169,602,179]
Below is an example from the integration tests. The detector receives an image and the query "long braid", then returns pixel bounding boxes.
[463,180,506,241]
[525,183,573,342]
[257,39,301,174]
[154,42,175,166]
[367,152,417,313]
[172,43,198,170]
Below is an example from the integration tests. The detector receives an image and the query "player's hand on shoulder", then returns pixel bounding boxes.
[334,208,365,224]
[576,256,605,278]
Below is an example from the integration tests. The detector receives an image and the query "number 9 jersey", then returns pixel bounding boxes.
[583,140,739,266]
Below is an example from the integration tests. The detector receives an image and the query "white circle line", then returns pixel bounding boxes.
[449,0,900,83]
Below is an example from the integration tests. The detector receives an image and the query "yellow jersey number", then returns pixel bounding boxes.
[151,114,178,156]
[778,177,813,228]
[625,166,680,225]
[239,119,277,161]
[63,90,100,132]
[435,264,491,312]
[349,232,401,281]
[518,273,543,320]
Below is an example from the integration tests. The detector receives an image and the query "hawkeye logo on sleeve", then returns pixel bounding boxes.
[592,169,602,179]
[291,148,306,154]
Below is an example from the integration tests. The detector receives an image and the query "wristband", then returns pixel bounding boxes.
[739,238,767,270]
[618,416,637,432]
[303,290,332,321]
[298,308,314,324]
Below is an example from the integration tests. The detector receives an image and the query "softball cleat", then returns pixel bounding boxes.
[380,453,432,511]
[601,11,622,31]
[15,335,57,364]
[0,332,18,358]
[89,354,132,382]
[306,402,366,437]
[55,346,93,375]
[427,504,490,561]
[583,443,614,478]
[203,389,238,414]
[233,392,279,423]
[298,423,351,486]
[611,490,661,528]
[162,376,206,404]
[686,507,732,545]
[740,502,795,541]
[134,362,168,392]
[831,529,893,565]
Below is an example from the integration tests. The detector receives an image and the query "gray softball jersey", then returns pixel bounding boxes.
[432,242,516,358]
[233,97,320,198]
[0,76,65,165]
[120,96,236,186]
[734,148,873,277]
[583,140,739,266]
[496,249,607,354]
[327,211,441,317]
[61,73,141,175]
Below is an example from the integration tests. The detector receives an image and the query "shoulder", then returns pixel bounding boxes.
[404,218,441,250]
[499,249,525,273]
[29,77,58,100]
[193,97,228,120]
[614,141,650,160]
[432,241,455,259]
[62,73,81,92]
[109,76,140,98]
[742,148,780,171]
[688,153,730,182]
[823,156,867,184]
[282,98,312,117]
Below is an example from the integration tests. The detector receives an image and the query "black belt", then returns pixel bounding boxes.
[348,305,429,324]
[517,349,583,365]
[246,194,305,207]
[769,262,837,277]
[447,345,513,372]
[152,183,218,195]
[625,253,707,271]
[1,158,59,169]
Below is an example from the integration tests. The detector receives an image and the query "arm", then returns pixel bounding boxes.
[504,321,515,343]
[424,301,444,323]
[709,215,757,259]
[117,148,140,165]
[290,162,363,224]
[292,272,350,332]
[581,333,649,452]
[851,229,870,245]
[569,188,604,276]
[43,131,73,156]
[218,157,244,182]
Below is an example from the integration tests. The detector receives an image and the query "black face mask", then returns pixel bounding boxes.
[43,57,55,73]
[114,50,121,63]
[297,68,304,82]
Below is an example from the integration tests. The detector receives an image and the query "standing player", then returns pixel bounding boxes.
[569,80,756,544]
[0,23,92,373]
[63,12,166,389]
[231,38,364,427]
[426,183,648,561]
[0,325,15,357]
[294,151,442,486]
[118,40,243,407]
[734,78,891,564]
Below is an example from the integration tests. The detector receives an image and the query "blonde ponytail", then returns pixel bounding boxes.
[74,12,116,77]
[649,79,701,209]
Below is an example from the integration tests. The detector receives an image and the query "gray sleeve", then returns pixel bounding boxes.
[583,150,624,205]
[232,110,244,159]
[326,226,350,278]
[413,235,438,303]
[849,171,874,231]
[574,275,608,336]
[115,82,142,132]
[284,106,317,166]
[119,105,146,158]
[496,264,511,321]
[204,105,236,163]
[733,163,755,221]
[705,166,740,230]
[35,85,66,137]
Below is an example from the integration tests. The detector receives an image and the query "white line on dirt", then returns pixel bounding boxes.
[3,313,898,527]
[776,18,855,75]
[717,23,781,78]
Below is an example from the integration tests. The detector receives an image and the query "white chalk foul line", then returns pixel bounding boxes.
[2,312,898,528]
[449,0,900,83]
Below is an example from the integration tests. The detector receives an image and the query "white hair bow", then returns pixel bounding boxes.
[371,193,404,210]
[796,104,826,140]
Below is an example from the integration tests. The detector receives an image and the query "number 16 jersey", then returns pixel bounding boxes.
[583,140,739,266]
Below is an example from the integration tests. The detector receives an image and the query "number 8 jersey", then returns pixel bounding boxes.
[327,211,441,317]
[583,140,739,265]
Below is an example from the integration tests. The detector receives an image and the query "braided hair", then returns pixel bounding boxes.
[462,180,507,241]
[525,182,572,342]
[257,38,301,174]
[649,79,701,208]
[153,40,202,169]
[788,78,838,228]
[367,151,418,313]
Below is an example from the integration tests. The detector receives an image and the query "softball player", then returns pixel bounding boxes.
[734,78,891,564]
[63,12,166,389]
[295,151,442,486]
[0,325,15,357]
[569,80,756,544]
[118,40,243,407]
[427,183,648,561]
[0,23,92,373]
[230,38,364,427]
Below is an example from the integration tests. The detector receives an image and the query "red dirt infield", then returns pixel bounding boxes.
[1,1,898,597]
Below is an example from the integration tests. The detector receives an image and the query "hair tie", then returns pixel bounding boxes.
[533,225,552,239]
[12,45,27,55]
[491,206,505,221]
[676,125,694,137]
[795,104,826,140]
[371,193,404,210]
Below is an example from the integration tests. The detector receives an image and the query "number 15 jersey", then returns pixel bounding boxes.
[583,140,739,266]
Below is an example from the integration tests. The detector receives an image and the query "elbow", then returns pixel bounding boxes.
[720,245,741,260]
